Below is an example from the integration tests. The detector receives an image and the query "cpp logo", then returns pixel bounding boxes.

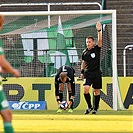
[12,102,40,110]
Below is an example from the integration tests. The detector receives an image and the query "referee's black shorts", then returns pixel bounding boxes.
[83,69,102,89]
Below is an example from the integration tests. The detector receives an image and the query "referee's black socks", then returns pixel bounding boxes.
[84,93,92,109]
[94,95,100,111]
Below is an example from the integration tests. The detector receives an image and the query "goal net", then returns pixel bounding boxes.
[0,10,124,110]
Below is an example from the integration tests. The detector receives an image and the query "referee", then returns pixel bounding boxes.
[81,22,102,114]
[55,65,75,113]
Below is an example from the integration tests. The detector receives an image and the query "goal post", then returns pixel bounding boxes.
[0,10,124,110]
[112,10,117,110]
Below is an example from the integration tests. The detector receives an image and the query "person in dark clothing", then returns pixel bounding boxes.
[55,65,75,113]
[81,22,102,114]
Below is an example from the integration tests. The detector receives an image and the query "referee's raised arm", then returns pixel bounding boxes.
[96,22,102,47]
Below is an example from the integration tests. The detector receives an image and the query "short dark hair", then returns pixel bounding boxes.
[86,36,94,41]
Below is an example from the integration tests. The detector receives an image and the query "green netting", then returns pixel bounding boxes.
[0,13,112,77]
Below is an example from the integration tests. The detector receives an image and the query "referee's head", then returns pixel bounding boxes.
[86,36,95,50]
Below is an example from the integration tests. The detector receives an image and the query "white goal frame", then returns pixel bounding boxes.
[1,10,118,110]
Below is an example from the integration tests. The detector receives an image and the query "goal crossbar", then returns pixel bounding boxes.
[1,10,115,16]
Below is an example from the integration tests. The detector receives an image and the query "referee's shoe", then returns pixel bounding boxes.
[92,110,97,115]
[84,107,93,114]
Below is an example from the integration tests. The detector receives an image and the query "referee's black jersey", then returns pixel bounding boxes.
[82,45,101,71]
[55,65,75,84]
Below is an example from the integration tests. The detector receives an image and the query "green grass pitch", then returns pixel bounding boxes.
[0,110,132,133]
